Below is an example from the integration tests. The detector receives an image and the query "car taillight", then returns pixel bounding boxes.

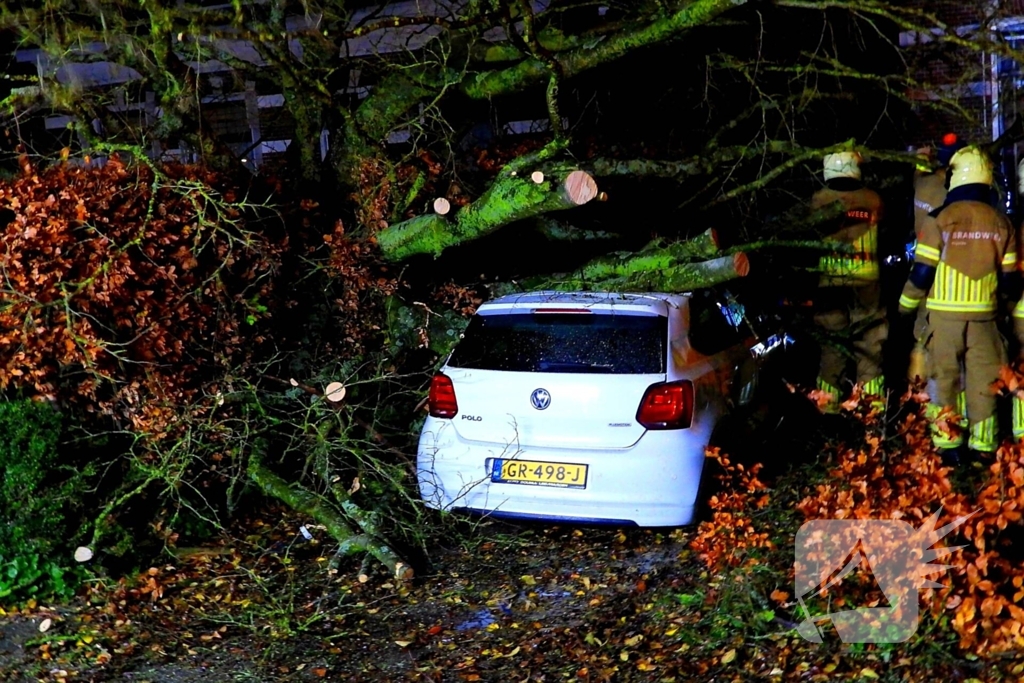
[636,380,693,429]
[428,373,458,418]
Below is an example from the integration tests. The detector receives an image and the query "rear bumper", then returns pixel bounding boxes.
[416,418,709,527]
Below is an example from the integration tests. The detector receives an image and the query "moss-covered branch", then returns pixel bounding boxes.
[586,140,832,181]
[376,162,598,260]
[533,218,614,242]
[492,227,846,297]
[462,0,747,99]
[248,451,412,581]
[572,228,722,282]
[590,157,706,179]
[545,252,750,293]
[491,230,742,296]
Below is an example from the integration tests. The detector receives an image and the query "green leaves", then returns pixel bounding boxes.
[675,592,704,608]
[0,400,84,604]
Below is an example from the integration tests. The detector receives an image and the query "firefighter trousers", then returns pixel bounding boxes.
[814,284,887,409]
[924,315,1006,452]
[910,306,967,419]
[1014,317,1024,439]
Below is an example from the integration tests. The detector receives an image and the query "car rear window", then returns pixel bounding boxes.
[446,311,667,374]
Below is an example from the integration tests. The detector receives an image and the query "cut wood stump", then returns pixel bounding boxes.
[562,170,598,205]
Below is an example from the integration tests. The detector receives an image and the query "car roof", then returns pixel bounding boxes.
[476,290,689,316]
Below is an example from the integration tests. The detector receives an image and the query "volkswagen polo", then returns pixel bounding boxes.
[415,289,768,527]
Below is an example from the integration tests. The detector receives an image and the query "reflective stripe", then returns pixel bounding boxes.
[899,293,922,310]
[818,226,879,282]
[926,263,998,313]
[818,257,880,281]
[931,430,964,449]
[1004,252,1018,267]
[957,390,966,418]
[969,415,997,452]
[816,378,840,414]
[914,198,933,212]
[864,376,886,411]
[1014,297,1024,319]
[1014,397,1024,438]
[925,402,966,449]
[915,243,941,263]
[863,376,884,397]
[927,301,998,312]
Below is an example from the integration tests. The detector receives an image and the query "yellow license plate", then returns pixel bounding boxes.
[492,459,588,489]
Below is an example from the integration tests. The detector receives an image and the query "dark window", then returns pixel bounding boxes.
[446,312,667,374]
[687,291,745,356]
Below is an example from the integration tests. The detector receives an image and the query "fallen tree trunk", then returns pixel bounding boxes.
[575,228,722,282]
[491,249,749,297]
[248,451,413,581]
[376,166,598,260]
[629,252,749,290]
[554,252,750,292]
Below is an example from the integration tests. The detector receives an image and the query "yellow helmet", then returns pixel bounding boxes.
[823,151,862,181]
[947,145,993,190]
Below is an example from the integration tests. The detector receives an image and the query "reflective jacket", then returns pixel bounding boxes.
[899,193,1017,320]
[1015,294,1024,340]
[914,170,946,239]
[810,184,883,286]
[1013,224,1024,335]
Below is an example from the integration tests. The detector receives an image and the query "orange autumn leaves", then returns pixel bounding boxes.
[796,398,1024,655]
[691,375,1024,656]
[0,155,280,434]
[689,449,774,570]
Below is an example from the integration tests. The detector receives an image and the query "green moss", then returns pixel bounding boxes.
[354,73,435,142]
[0,400,88,604]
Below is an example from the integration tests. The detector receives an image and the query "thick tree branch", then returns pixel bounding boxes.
[461,0,748,99]
[248,450,412,581]
[377,160,597,260]
[573,228,723,283]
[540,252,750,293]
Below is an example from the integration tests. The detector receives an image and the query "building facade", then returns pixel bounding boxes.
[9,0,556,174]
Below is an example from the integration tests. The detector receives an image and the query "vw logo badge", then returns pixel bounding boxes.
[530,388,551,410]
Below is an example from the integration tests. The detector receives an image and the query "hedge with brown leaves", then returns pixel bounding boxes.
[0,154,281,435]
[692,376,1024,656]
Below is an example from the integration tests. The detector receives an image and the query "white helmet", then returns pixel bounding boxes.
[947,145,993,191]
[1017,157,1024,197]
[823,151,862,181]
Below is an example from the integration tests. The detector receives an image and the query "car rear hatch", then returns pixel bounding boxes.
[440,305,668,449]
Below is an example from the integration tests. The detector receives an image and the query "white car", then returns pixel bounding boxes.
[415,289,770,527]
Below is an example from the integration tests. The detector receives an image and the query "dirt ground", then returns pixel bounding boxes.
[0,521,708,683]
[0,509,1008,683]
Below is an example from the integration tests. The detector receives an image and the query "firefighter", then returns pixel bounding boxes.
[898,144,1018,460]
[809,150,887,411]
[908,136,967,421]
[1013,156,1024,440]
